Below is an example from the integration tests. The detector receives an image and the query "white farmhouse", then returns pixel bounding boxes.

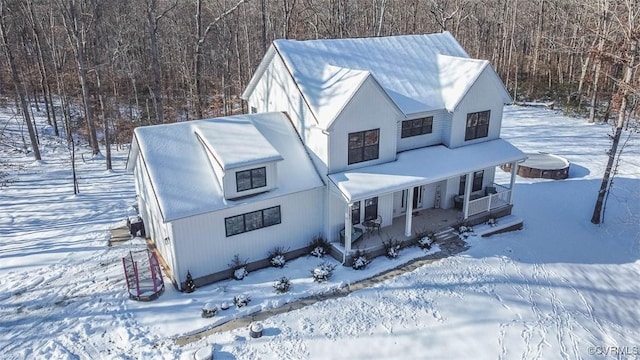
[128,31,526,290]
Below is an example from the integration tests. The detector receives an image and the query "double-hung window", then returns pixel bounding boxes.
[351,201,360,225]
[465,111,490,141]
[459,170,484,195]
[364,197,378,221]
[348,129,379,165]
[236,167,266,192]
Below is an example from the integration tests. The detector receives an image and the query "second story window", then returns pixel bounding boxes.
[236,167,267,192]
[401,117,433,138]
[465,110,490,141]
[348,129,379,165]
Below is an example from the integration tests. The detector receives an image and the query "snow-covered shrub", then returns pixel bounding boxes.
[228,254,249,280]
[417,233,436,250]
[201,303,218,318]
[352,249,370,270]
[273,276,292,293]
[456,225,473,239]
[268,246,289,268]
[382,237,402,259]
[487,217,497,227]
[233,294,251,308]
[309,234,330,258]
[311,261,337,282]
[233,267,248,280]
[310,246,326,258]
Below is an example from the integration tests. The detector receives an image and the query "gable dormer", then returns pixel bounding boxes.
[194,120,283,200]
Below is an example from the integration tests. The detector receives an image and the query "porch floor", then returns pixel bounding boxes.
[337,207,462,251]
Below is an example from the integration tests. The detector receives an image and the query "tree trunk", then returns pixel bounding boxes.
[145,0,169,124]
[0,1,41,161]
[194,0,203,119]
[95,68,111,170]
[59,0,100,155]
[591,37,637,224]
[589,0,609,123]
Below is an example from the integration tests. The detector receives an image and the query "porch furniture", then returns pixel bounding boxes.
[340,226,364,245]
[362,215,382,236]
[454,194,483,210]
[485,186,497,196]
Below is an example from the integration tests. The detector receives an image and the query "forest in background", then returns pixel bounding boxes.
[0,0,637,162]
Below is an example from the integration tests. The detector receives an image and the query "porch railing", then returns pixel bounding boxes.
[468,189,512,217]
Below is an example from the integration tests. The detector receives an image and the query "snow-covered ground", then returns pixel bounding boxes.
[0,105,638,359]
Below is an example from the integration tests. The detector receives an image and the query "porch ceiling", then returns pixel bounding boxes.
[328,138,526,202]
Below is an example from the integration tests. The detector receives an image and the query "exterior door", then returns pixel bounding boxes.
[413,186,423,209]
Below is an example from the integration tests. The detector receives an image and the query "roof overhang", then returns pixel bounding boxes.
[328,139,526,203]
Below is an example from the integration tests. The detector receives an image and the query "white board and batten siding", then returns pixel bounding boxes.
[327,77,402,174]
[448,68,507,148]
[169,187,324,283]
[133,163,177,276]
[245,53,329,177]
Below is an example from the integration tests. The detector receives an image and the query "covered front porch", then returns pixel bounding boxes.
[327,139,526,264]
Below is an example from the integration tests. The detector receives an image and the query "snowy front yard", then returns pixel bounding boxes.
[0,105,638,359]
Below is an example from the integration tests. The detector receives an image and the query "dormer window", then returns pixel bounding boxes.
[236,167,267,192]
[401,117,433,138]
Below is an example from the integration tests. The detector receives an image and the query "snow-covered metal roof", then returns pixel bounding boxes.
[328,139,527,202]
[193,119,282,170]
[132,112,324,222]
[266,32,509,117]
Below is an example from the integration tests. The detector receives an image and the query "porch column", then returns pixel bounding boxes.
[404,188,414,237]
[344,203,353,257]
[462,171,474,219]
[509,161,518,205]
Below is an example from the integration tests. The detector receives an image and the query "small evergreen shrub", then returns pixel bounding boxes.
[268,246,289,268]
[352,249,370,270]
[382,237,402,259]
[233,294,251,308]
[228,254,249,280]
[201,303,218,318]
[273,276,292,293]
[309,234,330,258]
[184,271,196,293]
[311,261,337,282]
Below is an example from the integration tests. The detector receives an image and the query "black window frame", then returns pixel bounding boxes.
[225,205,281,237]
[351,201,361,225]
[236,167,267,192]
[401,117,434,138]
[459,171,485,195]
[465,110,490,141]
[364,197,378,221]
[472,170,484,192]
[348,129,380,165]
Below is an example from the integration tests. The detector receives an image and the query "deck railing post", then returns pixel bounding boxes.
[133,261,140,297]
[148,250,157,293]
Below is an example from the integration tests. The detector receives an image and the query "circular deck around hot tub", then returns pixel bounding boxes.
[501,153,570,180]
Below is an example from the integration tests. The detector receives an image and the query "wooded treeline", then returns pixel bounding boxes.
[1,0,638,159]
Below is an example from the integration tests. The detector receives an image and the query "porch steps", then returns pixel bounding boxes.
[433,227,469,255]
